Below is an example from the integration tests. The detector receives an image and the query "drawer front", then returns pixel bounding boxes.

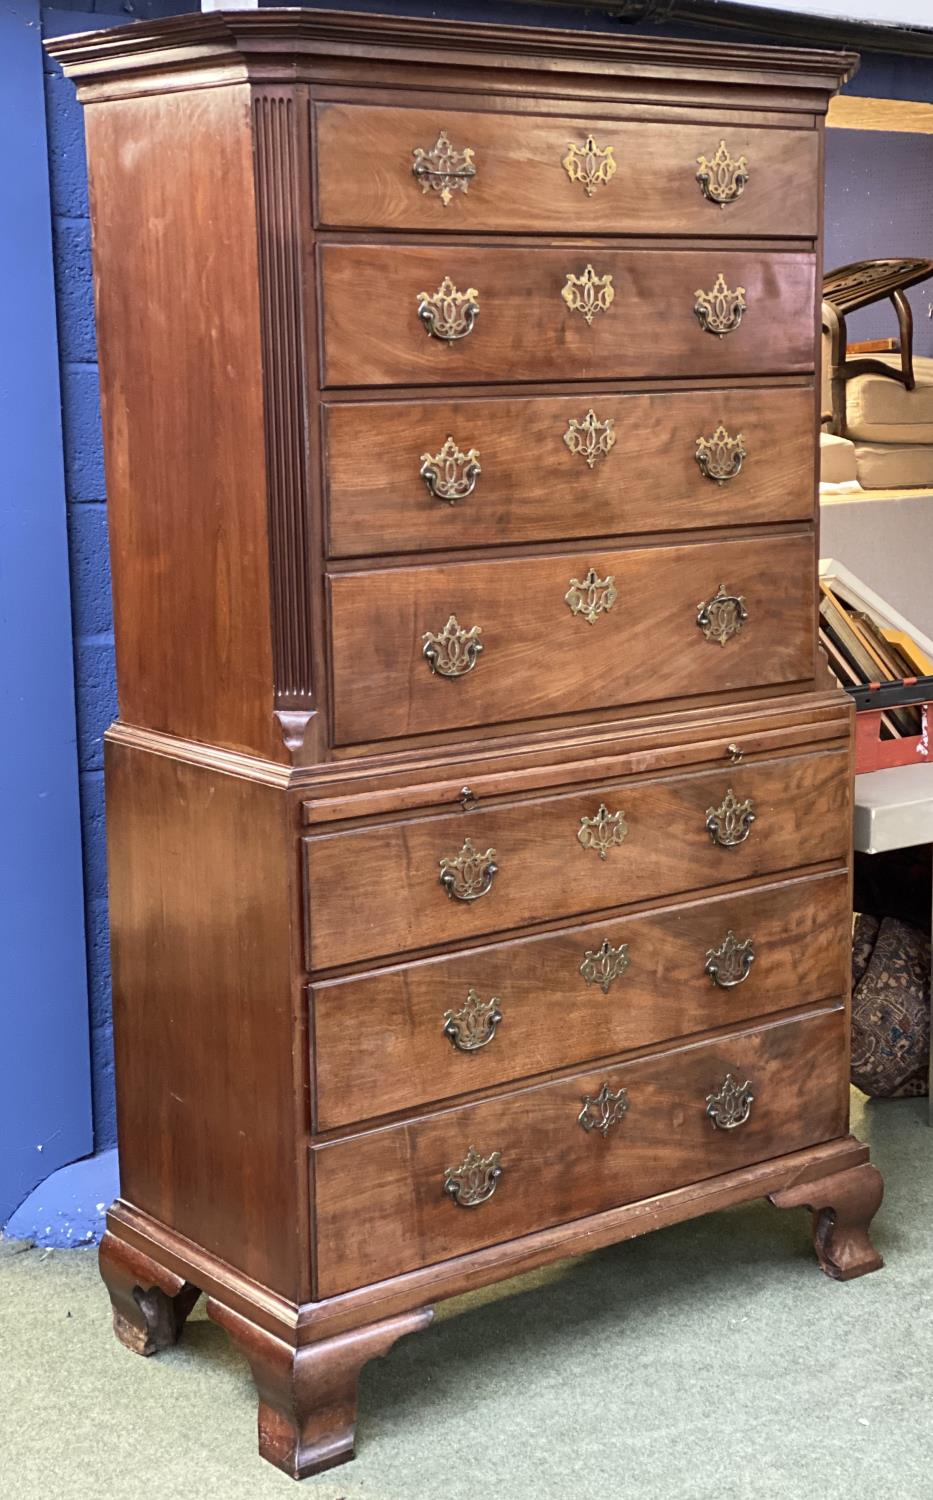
[303,749,849,970]
[312,1006,847,1296]
[314,104,820,238]
[319,246,816,389]
[325,386,815,558]
[328,533,815,745]
[311,871,849,1129]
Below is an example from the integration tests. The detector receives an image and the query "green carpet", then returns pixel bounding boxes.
[3,1092,930,1499]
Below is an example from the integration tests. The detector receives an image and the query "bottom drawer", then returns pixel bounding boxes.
[312,1005,847,1297]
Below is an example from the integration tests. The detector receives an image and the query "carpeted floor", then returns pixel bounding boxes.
[3,1091,931,1500]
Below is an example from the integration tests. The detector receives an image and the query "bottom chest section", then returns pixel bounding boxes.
[310,1005,847,1298]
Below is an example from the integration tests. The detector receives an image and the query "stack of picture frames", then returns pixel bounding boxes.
[819,561,933,771]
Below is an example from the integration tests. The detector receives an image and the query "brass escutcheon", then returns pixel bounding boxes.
[697,583,747,647]
[705,931,755,988]
[411,130,476,206]
[563,409,616,470]
[706,788,755,848]
[706,1074,754,1130]
[439,838,498,902]
[696,140,750,207]
[423,615,483,677]
[443,988,503,1052]
[417,276,480,343]
[565,567,617,625]
[579,1082,629,1136]
[578,803,628,860]
[580,938,630,995]
[695,425,747,483]
[562,133,617,197]
[444,1146,502,1206]
[420,436,481,503]
[694,273,746,337]
[562,264,614,326]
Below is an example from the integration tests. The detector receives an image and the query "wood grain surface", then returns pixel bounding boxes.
[314,102,820,237]
[319,245,816,388]
[303,748,849,969]
[324,385,815,557]
[328,532,816,744]
[311,869,849,1128]
[312,1004,847,1295]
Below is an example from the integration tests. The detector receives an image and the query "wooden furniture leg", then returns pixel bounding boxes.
[207,1300,434,1479]
[769,1161,884,1281]
[99,1230,201,1356]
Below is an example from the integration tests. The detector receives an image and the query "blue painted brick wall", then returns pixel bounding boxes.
[43,10,120,1148]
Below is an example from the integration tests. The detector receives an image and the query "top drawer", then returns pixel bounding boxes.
[314,103,820,238]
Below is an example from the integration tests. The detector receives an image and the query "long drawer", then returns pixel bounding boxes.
[310,870,849,1129]
[324,385,816,558]
[319,246,816,388]
[302,748,849,970]
[314,103,820,237]
[328,533,816,745]
[311,1005,847,1296]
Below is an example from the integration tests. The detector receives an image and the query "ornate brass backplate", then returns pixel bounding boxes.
[697,583,747,646]
[562,133,617,197]
[565,567,617,625]
[411,130,477,206]
[696,141,750,207]
[423,615,483,677]
[561,264,615,326]
[706,1074,754,1130]
[705,931,755,988]
[563,409,616,470]
[706,788,756,848]
[695,425,747,483]
[417,276,480,342]
[579,1081,629,1136]
[577,803,628,860]
[420,436,482,503]
[580,938,630,995]
[439,838,498,901]
[443,988,503,1051]
[444,1145,502,1206]
[694,273,747,337]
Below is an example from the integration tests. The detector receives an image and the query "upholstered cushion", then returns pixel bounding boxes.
[854,441,933,489]
[851,913,930,1098]
[847,354,933,442]
[820,431,858,484]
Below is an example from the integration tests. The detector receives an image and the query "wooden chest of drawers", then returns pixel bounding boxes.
[49,9,884,1481]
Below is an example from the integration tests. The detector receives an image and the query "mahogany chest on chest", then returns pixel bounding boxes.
[49,9,884,1479]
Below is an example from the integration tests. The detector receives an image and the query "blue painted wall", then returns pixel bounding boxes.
[0,0,93,1223]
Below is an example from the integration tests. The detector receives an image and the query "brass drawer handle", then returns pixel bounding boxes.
[565,568,617,625]
[696,141,749,207]
[695,425,747,483]
[580,938,630,994]
[579,1082,629,1136]
[562,264,614,326]
[562,133,617,197]
[706,1073,754,1130]
[443,988,503,1052]
[420,437,481,504]
[417,276,479,343]
[411,130,476,206]
[697,583,747,646]
[694,272,746,337]
[705,931,755,988]
[444,1146,502,1207]
[423,615,483,677]
[578,803,628,860]
[439,838,498,902]
[564,408,616,470]
[706,789,755,848]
